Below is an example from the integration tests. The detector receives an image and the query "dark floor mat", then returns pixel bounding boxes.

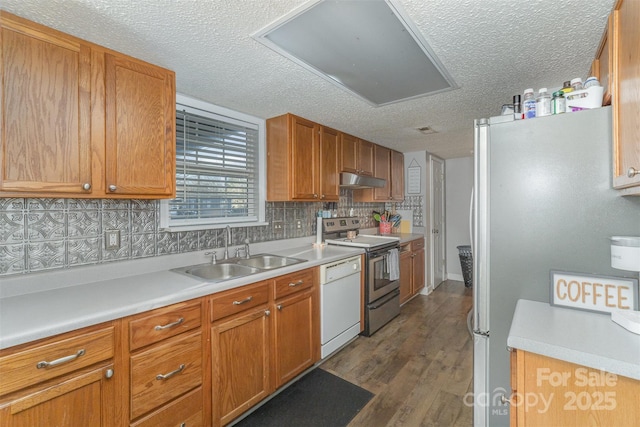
[234,368,374,427]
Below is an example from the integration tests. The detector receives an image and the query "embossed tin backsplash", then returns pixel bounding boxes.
[0,190,423,277]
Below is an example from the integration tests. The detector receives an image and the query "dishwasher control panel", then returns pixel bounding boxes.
[320,256,362,284]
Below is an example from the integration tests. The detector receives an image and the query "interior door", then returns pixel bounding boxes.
[430,155,446,288]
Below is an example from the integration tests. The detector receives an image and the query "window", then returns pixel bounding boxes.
[160,95,266,230]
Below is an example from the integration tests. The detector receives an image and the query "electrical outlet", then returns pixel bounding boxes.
[105,230,121,250]
[296,219,302,229]
[273,221,284,232]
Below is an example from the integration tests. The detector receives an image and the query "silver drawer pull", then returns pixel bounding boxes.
[156,364,185,380]
[154,317,185,331]
[37,349,85,369]
[288,280,304,287]
[233,296,253,305]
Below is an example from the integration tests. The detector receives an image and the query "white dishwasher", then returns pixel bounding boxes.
[319,255,362,359]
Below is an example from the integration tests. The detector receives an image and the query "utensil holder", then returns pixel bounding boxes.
[379,222,392,234]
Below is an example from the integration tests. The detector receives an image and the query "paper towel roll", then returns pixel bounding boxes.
[316,217,323,245]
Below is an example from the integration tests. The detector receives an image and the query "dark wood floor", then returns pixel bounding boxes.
[321,280,473,427]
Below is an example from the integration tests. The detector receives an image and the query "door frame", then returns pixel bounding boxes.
[428,154,446,290]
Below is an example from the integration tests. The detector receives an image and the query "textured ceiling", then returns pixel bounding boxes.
[2,0,615,159]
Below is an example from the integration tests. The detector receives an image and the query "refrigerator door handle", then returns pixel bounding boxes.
[473,119,490,335]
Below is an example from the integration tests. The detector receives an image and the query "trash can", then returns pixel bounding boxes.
[457,245,473,288]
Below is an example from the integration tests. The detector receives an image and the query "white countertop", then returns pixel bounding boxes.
[0,238,363,349]
[508,299,640,380]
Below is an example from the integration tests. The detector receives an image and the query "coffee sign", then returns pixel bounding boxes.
[550,270,638,313]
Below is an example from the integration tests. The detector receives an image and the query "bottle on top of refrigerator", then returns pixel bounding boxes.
[513,94,523,120]
[561,81,573,95]
[570,78,583,91]
[551,91,565,115]
[536,88,551,117]
[523,88,536,119]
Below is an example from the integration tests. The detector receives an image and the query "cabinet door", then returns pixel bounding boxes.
[612,0,640,191]
[272,289,318,388]
[412,248,425,294]
[104,53,175,197]
[340,133,358,173]
[0,14,92,195]
[390,150,404,201]
[289,116,318,200]
[211,306,270,426]
[0,364,115,427]
[371,145,390,201]
[319,126,339,201]
[357,139,374,176]
[399,248,412,304]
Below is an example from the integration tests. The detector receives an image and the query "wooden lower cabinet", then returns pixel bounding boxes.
[399,238,426,304]
[272,288,319,388]
[0,323,118,427]
[210,268,320,426]
[0,363,115,427]
[211,305,271,426]
[510,349,640,426]
[131,387,203,427]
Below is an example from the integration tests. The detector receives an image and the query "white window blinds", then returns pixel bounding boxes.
[166,105,261,227]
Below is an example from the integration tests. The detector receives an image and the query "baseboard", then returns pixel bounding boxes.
[447,273,464,282]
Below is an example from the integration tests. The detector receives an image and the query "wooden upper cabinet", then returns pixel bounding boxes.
[591,13,614,106]
[319,126,339,201]
[390,149,404,201]
[266,113,338,201]
[0,12,92,195]
[611,0,640,193]
[340,133,374,176]
[357,139,374,176]
[104,53,175,197]
[353,145,404,202]
[0,11,176,199]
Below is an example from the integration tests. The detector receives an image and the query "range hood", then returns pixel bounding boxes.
[340,172,386,189]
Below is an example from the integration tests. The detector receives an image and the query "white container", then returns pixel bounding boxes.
[611,236,640,271]
[565,86,604,111]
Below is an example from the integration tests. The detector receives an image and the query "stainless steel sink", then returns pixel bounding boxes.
[236,254,306,270]
[172,253,307,282]
[173,263,260,282]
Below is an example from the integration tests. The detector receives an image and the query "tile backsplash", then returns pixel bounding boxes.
[0,190,424,277]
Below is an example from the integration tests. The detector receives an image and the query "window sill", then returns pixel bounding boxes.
[160,221,269,233]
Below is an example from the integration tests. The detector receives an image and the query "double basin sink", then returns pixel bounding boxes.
[172,254,307,283]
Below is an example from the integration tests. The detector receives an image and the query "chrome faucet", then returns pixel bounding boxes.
[223,225,231,259]
[243,238,251,259]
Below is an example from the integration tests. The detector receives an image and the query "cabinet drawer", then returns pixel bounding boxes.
[411,238,425,251]
[0,326,114,396]
[274,268,315,300]
[210,281,270,322]
[129,300,201,351]
[130,332,202,420]
[131,386,203,427]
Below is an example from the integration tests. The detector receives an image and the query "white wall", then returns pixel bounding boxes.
[445,156,473,281]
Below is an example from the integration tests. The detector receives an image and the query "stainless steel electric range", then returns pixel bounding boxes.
[322,217,401,336]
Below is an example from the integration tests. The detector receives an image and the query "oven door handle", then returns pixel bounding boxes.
[369,289,399,310]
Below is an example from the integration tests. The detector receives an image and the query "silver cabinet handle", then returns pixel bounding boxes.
[289,280,304,287]
[156,364,185,380]
[233,296,253,305]
[628,167,640,178]
[108,184,117,192]
[82,183,91,191]
[105,368,114,379]
[265,310,271,316]
[500,394,513,405]
[277,304,282,311]
[37,349,85,369]
[154,317,184,331]
[313,194,318,198]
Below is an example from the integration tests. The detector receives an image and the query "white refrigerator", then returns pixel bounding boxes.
[471,106,640,426]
